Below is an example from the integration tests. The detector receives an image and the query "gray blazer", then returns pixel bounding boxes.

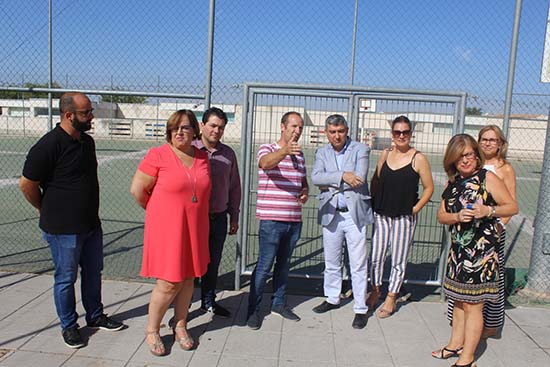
[311,139,374,229]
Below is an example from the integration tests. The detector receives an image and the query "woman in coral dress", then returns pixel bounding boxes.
[131,110,211,355]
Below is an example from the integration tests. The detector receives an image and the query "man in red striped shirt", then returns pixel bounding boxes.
[247,111,309,330]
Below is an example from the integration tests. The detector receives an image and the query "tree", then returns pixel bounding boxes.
[0,82,63,99]
[466,107,483,116]
[100,88,147,104]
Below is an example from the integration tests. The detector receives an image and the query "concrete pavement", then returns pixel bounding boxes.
[0,271,549,367]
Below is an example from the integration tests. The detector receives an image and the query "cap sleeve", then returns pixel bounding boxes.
[138,146,162,178]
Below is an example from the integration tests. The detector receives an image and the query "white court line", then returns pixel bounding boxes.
[96,149,148,164]
[0,149,148,188]
[517,176,540,182]
[0,178,19,187]
[0,151,27,155]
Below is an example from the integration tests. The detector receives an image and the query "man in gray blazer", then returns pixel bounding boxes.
[311,114,373,329]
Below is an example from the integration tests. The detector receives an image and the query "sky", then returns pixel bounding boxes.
[1,0,550,113]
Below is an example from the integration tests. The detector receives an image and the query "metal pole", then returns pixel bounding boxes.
[347,96,356,140]
[235,84,250,290]
[459,93,467,133]
[48,0,53,131]
[452,101,460,136]
[2,86,204,100]
[524,109,550,296]
[244,82,465,98]
[110,75,114,140]
[204,0,216,109]
[349,0,359,86]
[502,0,522,139]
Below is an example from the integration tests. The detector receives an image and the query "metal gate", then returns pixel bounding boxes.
[235,83,467,291]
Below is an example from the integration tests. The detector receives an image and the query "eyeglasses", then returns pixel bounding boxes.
[460,151,477,160]
[173,125,193,133]
[392,129,411,137]
[480,137,499,145]
[74,108,94,116]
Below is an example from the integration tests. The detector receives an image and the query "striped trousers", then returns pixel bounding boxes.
[370,213,417,294]
[446,228,506,328]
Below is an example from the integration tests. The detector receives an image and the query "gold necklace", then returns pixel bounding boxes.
[171,145,197,203]
[183,168,197,203]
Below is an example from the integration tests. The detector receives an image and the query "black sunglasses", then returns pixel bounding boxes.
[392,129,411,137]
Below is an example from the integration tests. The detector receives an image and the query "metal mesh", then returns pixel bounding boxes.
[1,0,549,300]
[240,87,460,287]
[0,93,204,282]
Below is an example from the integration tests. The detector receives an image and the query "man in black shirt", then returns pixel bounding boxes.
[19,92,123,349]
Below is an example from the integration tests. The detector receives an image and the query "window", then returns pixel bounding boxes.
[8,107,30,117]
[34,107,60,116]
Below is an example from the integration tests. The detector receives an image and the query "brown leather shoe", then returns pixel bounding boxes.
[366,286,381,311]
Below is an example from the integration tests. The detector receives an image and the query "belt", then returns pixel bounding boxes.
[336,207,349,212]
[209,211,227,220]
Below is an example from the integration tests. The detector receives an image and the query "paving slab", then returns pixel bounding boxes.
[0,271,549,367]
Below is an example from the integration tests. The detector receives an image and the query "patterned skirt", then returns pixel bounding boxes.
[443,225,501,303]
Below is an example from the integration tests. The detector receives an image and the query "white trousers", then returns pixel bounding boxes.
[322,211,368,314]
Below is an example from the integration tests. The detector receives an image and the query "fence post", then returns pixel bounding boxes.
[502,0,523,139]
[523,110,550,298]
[204,0,216,109]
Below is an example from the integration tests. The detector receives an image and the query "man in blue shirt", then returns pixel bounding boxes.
[311,114,373,329]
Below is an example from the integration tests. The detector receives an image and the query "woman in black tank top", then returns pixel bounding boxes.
[367,116,434,318]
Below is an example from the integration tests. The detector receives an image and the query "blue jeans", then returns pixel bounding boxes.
[43,226,104,330]
[247,220,302,315]
[201,212,228,307]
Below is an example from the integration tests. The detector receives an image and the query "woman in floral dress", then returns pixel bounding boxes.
[432,134,517,367]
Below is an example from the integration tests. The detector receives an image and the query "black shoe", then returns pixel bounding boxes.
[352,313,368,329]
[201,303,231,318]
[340,279,353,299]
[246,311,262,330]
[312,301,340,314]
[87,314,124,331]
[62,326,86,349]
[271,305,300,322]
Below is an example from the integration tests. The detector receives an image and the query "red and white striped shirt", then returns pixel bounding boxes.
[256,143,306,222]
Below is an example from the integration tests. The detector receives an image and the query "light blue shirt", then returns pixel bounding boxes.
[334,138,351,209]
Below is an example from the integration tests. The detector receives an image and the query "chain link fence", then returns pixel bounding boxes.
[237,85,463,291]
[1,0,549,301]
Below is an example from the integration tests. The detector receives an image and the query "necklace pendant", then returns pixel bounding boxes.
[192,195,197,203]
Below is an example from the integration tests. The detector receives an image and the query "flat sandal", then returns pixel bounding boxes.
[431,346,463,359]
[173,326,194,351]
[376,293,397,319]
[145,330,166,356]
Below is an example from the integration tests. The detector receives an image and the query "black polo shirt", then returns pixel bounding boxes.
[22,124,100,234]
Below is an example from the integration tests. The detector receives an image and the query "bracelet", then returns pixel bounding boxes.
[487,205,496,218]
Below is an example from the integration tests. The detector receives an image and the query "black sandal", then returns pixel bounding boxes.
[431,346,463,359]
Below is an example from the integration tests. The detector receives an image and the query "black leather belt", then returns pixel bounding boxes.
[209,211,227,220]
[336,207,349,212]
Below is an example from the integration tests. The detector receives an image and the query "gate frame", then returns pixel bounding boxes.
[235,82,468,292]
